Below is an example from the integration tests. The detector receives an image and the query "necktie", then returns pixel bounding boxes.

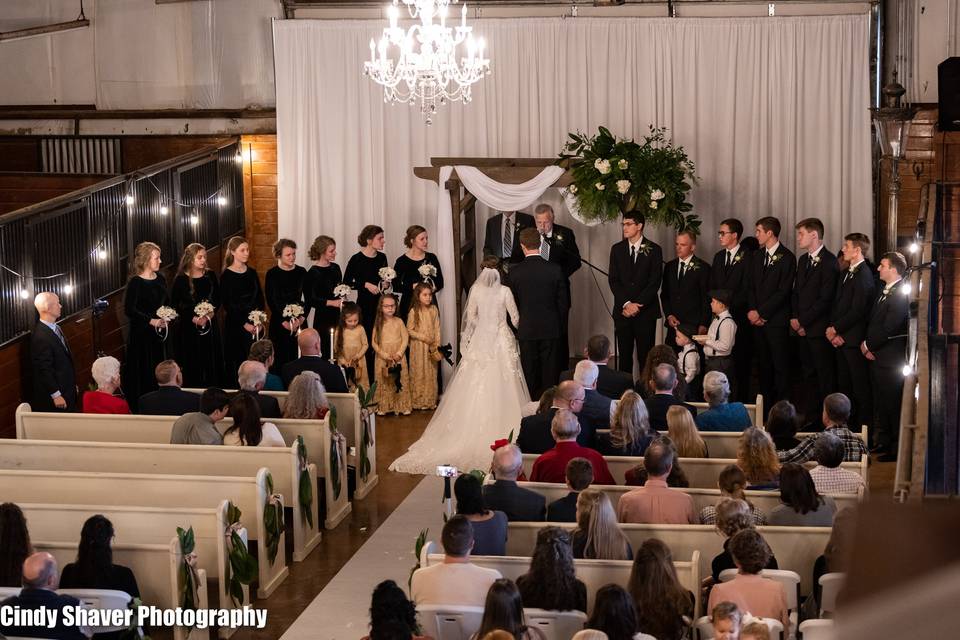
[725,251,732,267]
[53,325,68,351]
[502,217,513,258]
[844,269,854,284]
[540,234,550,260]
[764,252,771,268]
[630,245,637,263]
[679,262,687,280]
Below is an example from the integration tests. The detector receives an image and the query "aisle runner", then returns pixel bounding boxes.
[281,476,446,639]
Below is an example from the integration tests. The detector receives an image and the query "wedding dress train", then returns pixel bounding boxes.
[389,268,530,475]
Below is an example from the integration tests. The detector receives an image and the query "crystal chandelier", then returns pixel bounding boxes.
[364,0,490,125]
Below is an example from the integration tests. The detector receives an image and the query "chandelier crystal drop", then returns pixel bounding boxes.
[364,0,490,125]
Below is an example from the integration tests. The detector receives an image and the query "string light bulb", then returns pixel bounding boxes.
[19,287,29,300]
[125,193,135,206]
[190,213,200,226]
[159,204,169,216]
[63,283,74,295]
[908,242,919,254]
[902,282,912,296]
[902,364,913,377]
[235,149,243,164]
[217,195,228,207]
[97,248,108,260]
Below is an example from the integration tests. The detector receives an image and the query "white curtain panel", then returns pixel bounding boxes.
[274,15,873,356]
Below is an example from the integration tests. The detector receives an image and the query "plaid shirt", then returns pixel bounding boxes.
[809,465,865,495]
[777,425,867,464]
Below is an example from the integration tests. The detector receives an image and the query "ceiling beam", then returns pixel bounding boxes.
[0,19,90,44]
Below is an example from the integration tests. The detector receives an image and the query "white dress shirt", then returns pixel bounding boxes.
[724,244,741,266]
[704,310,737,357]
[679,343,700,384]
[677,255,693,278]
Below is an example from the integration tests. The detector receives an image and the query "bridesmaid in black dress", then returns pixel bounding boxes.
[303,235,343,360]
[344,225,388,378]
[220,236,265,386]
[265,239,307,372]
[122,241,170,411]
[171,243,223,388]
[393,225,444,320]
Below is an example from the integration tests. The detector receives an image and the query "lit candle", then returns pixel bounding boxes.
[440,5,447,28]
[330,328,335,362]
[369,38,376,63]
[389,5,399,30]
[461,3,467,29]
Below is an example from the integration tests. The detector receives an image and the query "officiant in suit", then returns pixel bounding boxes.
[661,230,712,350]
[508,227,569,398]
[608,211,663,376]
[483,210,535,266]
[533,204,581,370]
[747,217,796,413]
[710,218,753,401]
[30,292,77,412]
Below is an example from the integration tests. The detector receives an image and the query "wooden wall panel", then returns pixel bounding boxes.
[240,134,279,278]
[120,136,234,172]
[879,107,939,248]
[0,174,106,215]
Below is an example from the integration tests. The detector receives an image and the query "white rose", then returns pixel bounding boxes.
[618,159,629,170]
[616,180,631,194]
[568,184,578,194]
[649,200,658,209]
[596,183,606,191]
[651,189,665,200]
[594,159,611,175]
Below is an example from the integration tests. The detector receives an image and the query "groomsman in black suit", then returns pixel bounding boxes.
[827,233,877,435]
[790,218,839,427]
[862,251,910,461]
[533,204,581,371]
[710,218,753,401]
[508,227,570,398]
[483,210,535,265]
[747,217,796,414]
[608,211,663,376]
[661,230,712,350]
[30,292,77,412]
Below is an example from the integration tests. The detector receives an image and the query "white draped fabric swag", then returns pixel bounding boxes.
[274,15,873,358]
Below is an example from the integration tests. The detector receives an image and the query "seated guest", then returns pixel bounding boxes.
[694,371,751,431]
[710,601,743,640]
[237,360,282,419]
[740,621,772,640]
[82,356,130,414]
[768,463,837,526]
[223,393,285,447]
[639,345,689,400]
[644,364,696,431]
[476,579,546,640]
[809,432,866,495]
[522,385,556,418]
[812,507,856,608]
[362,579,430,640]
[516,527,587,612]
[737,427,781,490]
[708,499,778,582]
[617,440,696,524]
[624,436,691,488]
[483,444,546,521]
[517,381,586,454]
[170,388,230,445]
[0,552,86,640]
[561,335,634,400]
[596,390,655,457]
[0,503,32,587]
[707,529,789,629]
[572,359,614,443]
[547,457,593,522]
[765,400,800,451]
[573,490,632,560]
[283,371,330,420]
[700,465,768,525]
[137,360,200,415]
[281,328,348,392]
[628,539,694,640]
[411,515,502,606]
[778,393,868,464]
[249,339,284,391]
[454,474,507,556]
[667,405,708,457]
[530,410,615,485]
[60,515,140,603]
[585,584,641,640]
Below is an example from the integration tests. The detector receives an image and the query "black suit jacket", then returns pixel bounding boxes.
[661,256,712,330]
[281,356,348,392]
[608,238,663,325]
[138,386,201,416]
[546,491,579,522]
[575,389,612,443]
[865,279,909,366]
[483,479,546,521]
[543,224,582,281]
[507,256,568,340]
[644,393,696,431]
[517,408,558,454]
[747,244,797,327]
[791,248,840,336]
[239,389,282,419]
[30,321,77,412]
[483,212,535,263]
[829,262,877,345]
[0,588,86,640]
[709,246,753,317]
[561,363,634,402]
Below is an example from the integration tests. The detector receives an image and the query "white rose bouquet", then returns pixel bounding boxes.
[418,263,437,286]
[194,301,215,335]
[248,310,268,341]
[155,306,178,341]
[378,266,397,294]
[283,303,305,335]
[333,284,352,299]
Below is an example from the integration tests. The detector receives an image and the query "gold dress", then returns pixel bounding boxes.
[372,317,412,415]
[406,305,441,410]
[335,326,369,391]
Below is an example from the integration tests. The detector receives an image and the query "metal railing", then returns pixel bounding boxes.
[0,139,245,347]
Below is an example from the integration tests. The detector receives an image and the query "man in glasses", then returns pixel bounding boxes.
[709,219,754,401]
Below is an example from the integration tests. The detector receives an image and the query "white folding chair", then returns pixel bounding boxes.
[524,608,588,640]
[417,604,484,640]
[719,569,800,639]
[798,618,834,640]
[695,614,784,640]
[817,572,846,617]
[60,589,133,633]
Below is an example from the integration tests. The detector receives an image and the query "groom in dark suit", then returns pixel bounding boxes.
[30,292,77,412]
[508,227,569,398]
[483,210,535,265]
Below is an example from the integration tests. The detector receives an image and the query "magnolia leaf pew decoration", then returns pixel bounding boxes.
[263,473,286,566]
[176,526,200,615]
[408,528,429,593]
[296,435,314,529]
[357,383,378,483]
[224,503,257,606]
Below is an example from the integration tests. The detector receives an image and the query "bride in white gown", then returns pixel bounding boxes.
[389,266,530,475]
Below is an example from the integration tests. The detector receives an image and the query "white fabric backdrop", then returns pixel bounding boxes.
[274,15,873,356]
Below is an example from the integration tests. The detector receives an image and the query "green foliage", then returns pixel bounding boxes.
[118,598,149,640]
[558,125,700,232]
[408,528,429,593]
[357,383,377,482]
[296,435,314,528]
[329,408,343,500]
[263,473,285,566]
[223,503,257,607]
[467,469,486,483]
[176,527,198,614]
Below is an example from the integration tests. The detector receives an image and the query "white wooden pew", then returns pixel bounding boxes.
[0,468,287,600]
[421,541,701,616]
[184,388,379,500]
[505,522,830,596]
[34,538,209,640]
[689,394,763,426]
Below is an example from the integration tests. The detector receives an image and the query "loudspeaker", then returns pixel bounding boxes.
[940,57,960,131]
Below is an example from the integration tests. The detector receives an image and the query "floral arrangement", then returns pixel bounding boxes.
[194,301,215,336]
[155,306,177,341]
[408,528,429,593]
[248,310,268,341]
[418,263,437,285]
[378,267,397,282]
[263,473,285,566]
[333,284,352,299]
[223,503,257,606]
[558,126,699,232]
[283,303,305,335]
[356,384,378,483]
[296,436,314,528]
[176,527,200,613]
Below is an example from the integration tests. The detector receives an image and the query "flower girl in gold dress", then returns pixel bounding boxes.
[334,301,369,391]
[406,283,441,410]
[372,294,412,415]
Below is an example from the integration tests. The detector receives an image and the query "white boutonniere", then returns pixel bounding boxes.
[638,242,652,257]
[809,254,821,267]
[768,252,783,265]
[732,252,743,264]
[554,232,564,244]
[685,259,701,272]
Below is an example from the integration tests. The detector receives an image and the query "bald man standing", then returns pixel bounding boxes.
[30,292,77,412]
